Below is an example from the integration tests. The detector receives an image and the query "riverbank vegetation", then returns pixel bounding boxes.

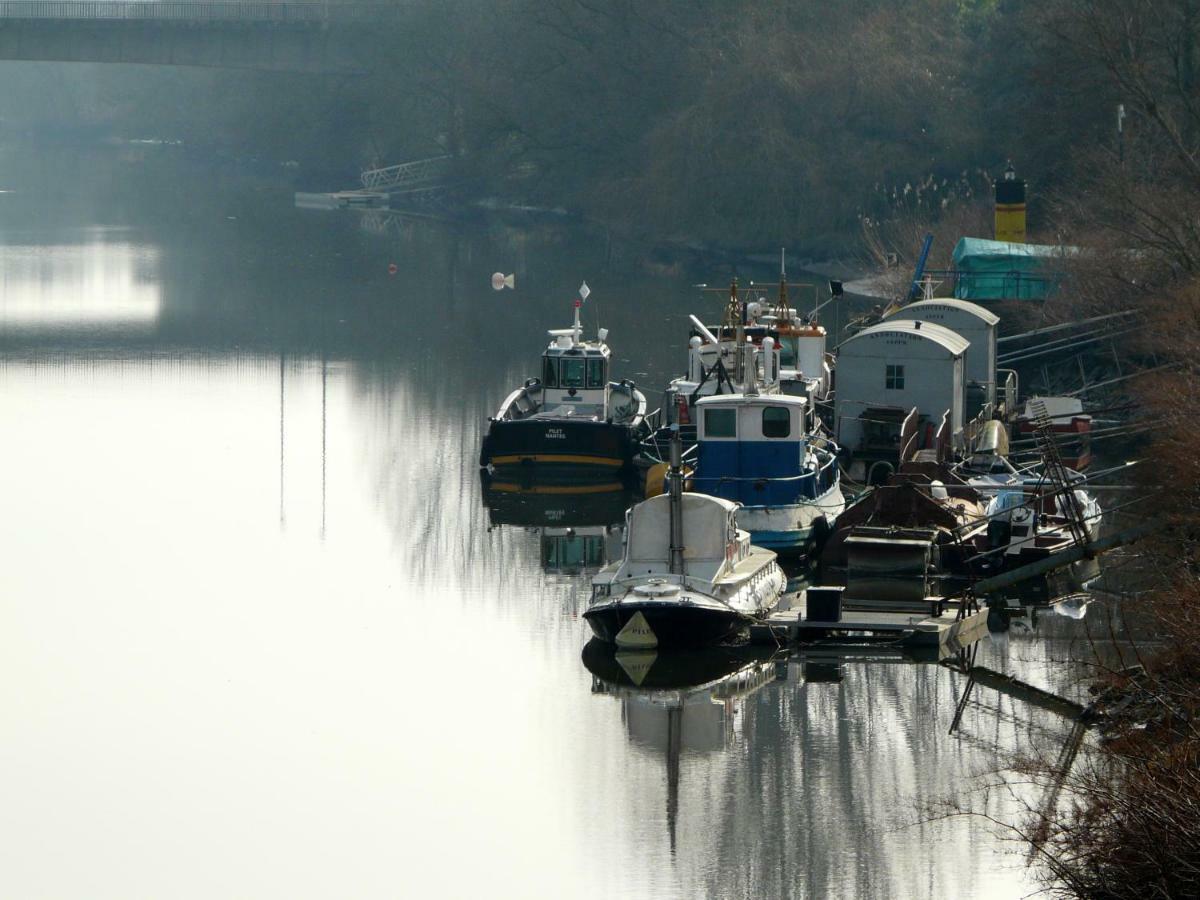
[0,0,1119,256]
[997,2,1200,896]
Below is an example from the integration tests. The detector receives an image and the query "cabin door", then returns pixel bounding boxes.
[743,405,800,505]
[736,434,756,505]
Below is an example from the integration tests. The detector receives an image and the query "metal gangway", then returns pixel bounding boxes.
[360,155,450,195]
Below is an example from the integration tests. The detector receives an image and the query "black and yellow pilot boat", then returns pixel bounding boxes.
[480,301,647,480]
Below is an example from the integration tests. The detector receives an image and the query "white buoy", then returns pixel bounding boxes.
[491,272,516,291]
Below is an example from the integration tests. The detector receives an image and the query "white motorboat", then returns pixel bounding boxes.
[585,437,786,649]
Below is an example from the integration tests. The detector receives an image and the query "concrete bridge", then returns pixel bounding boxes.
[0,2,398,73]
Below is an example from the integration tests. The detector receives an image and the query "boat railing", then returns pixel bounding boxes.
[921,268,1061,301]
[638,421,699,463]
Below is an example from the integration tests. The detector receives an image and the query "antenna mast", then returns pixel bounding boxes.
[775,247,794,323]
[668,428,686,576]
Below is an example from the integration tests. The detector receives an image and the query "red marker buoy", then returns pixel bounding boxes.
[387,263,398,276]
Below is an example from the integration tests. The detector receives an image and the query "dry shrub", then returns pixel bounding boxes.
[1128,279,1200,554]
[1038,740,1200,900]
[1030,275,1200,898]
[1036,571,1200,899]
[1132,369,1200,555]
[1136,279,1200,367]
[861,194,993,273]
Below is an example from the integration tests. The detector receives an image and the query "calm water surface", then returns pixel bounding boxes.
[0,150,1099,899]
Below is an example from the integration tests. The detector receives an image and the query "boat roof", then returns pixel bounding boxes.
[1024,395,1084,416]
[695,392,808,408]
[630,491,738,517]
[952,236,1074,261]
[627,493,739,564]
[885,298,1000,326]
[843,319,970,356]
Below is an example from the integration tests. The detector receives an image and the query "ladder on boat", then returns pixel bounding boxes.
[1027,398,1091,548]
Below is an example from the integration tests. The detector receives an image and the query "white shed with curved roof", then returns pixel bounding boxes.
[884,298,999,416]
[834,319,968,455]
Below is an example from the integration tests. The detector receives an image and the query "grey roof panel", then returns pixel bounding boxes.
[843,319,970,355]
[886,298,1000,326]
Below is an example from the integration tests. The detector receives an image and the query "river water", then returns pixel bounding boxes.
[0,148,1104,899]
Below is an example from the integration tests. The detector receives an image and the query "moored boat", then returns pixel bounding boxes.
[656,275,833,434]
[585,438,786,649]
[689,353,844,554]
[480,300,646,480]
[1014,396,1093,471]
[954,420,1103,549]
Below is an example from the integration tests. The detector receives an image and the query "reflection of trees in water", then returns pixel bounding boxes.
[345,355,598,632]
[332,220,709,633]
[624,651,1094,899]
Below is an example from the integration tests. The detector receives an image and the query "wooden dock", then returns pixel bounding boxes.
[750,593,989,657]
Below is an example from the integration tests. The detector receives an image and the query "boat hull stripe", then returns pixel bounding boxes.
[489,454,624,467]
[487,481,626,495]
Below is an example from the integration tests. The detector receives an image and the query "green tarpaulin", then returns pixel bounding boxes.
[950,237,1066,301]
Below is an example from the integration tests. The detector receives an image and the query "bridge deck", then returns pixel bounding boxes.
[0,1,395,23]
[0,1,392,71]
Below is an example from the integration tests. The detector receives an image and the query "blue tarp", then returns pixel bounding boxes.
[949,237,1068,301]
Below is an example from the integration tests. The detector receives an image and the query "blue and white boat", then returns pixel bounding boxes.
[691,373,844,554]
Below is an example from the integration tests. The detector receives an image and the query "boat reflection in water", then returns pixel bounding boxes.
[582,640,784,851]
[580,637,1033,885]
[480,473,636,575]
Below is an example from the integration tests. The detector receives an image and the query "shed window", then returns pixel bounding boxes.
[762,406,791,438]
[885,364,905,390]
[542,357,559,388]
[561,358,586,388]
[586,358,607,388]
[704,408,737,438]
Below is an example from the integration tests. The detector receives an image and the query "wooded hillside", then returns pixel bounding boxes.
[0,0,1127,254]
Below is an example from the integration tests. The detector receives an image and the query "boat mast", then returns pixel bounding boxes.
[777,247,793,324]
[720,278,745,385]
[668,427,686,576]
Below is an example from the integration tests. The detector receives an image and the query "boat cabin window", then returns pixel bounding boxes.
[586,358,606,388]
[560,357,586,389]
[543,356,559,388]
[778,340,796,367]
[704,408,737,438]
[886,364,905,390]
[762,406,791,438]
